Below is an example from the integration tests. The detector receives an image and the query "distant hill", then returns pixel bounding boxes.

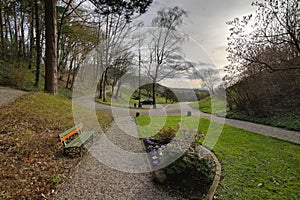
[131,83,209,102]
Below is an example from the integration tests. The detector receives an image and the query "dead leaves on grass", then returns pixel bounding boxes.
[0,92,112,199]
[0,125,80,199]
[0,93,80,199]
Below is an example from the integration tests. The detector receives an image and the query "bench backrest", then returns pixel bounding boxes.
[59,123,83,143]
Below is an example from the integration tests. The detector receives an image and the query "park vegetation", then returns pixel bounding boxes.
[0,0,153,95]
[0,0,299,199]
[0,0,193,110]
[224,0,300,128]
[137,116,300,199]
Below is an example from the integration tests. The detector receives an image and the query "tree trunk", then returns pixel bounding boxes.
[20,12,26,57]
[28,5,34,69]
[99,77,103,99]
[6,13,13,57]
[60,54,69,80]
[0,5,4,55]
[152,81,156,108]
[112,78,117,95]
[13,3,18,54]
[35,0,41,86]
[59,48,70,81]
[70,62,79,90]
[3,12,8,52]
[115,80,122,98]
[44,0,57,95]
[102,69,107,102]
[102,14,109,102]
[66,58,74,89]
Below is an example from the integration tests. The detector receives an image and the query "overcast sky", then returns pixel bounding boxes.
[135,0,256,88]
[139,0,255,69]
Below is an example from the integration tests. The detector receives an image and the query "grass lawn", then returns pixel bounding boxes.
[136,116,300,199]
[0,92,112,199]
[190,96,300,131]
[226,110,300,131]
[189,96,227,114]
[96,85,140,108]
[96,85,172,109]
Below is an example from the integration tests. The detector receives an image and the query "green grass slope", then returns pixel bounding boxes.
[189,96,300,131]
[189,96,227,114]
[136,116,300,199]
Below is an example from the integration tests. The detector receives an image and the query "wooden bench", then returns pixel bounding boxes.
[58,123,94,156]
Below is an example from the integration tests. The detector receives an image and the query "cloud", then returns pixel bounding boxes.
[140,0,255,68]
[159,78,204,89]
[137,0,255,88]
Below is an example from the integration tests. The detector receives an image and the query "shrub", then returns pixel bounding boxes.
[0,63,13,85]
[144,125,216,197]
[150,127,176,144]
[153,143,215,196]
[0,61,34,90]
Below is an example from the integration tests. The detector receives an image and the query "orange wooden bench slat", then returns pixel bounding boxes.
[60,125,83,142]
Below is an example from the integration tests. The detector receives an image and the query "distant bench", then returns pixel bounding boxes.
[58,123,94,156]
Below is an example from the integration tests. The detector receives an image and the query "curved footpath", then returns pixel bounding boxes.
[54,122,187,200]
[2,90,298,144]
[1,90,299,199]
[85,94,300,144]
[54,94,299,199]
[178,102,300,145]
[0,89,187,199]
[0,86,28,107]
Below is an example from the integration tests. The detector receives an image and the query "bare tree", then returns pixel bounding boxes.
[56,0,87,77]
[199,68,220,95]
[89,0,153,102]
[225,0,300,85]
[108,52,134,97]
[224,0,300,115]
[143,6,187,108]
[95,15,139,101]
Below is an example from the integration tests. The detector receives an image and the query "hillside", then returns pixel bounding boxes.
[0,92,112,199]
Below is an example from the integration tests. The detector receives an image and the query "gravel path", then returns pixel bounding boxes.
[179,102,300,145]
[54,122,187,200]
[0,86,27,107]
[0,89,186,199]
[213,115,300,144]
[91,99,300,144]
[2,90,297,199]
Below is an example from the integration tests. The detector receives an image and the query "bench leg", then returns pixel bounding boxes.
[80,146,83,157]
